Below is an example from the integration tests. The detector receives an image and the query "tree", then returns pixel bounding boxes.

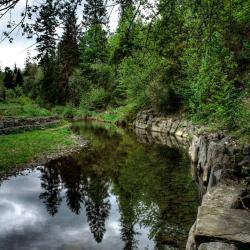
[57,2,79,103]
[34,0,59,104]
[82,0,108,27]
[79,0,111,93]
[14,68,23,86]
[39,165,62,216]
[80,0,108,68]
[0,68,6,101]
[3,67,14,89]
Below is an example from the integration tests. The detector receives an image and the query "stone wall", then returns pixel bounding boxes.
[134,110,250,250]
[0,116,61,134]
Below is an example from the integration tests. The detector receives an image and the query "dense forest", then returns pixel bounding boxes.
[0,0,250,134]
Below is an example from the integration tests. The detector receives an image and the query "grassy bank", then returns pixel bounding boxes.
[0,124,78,169]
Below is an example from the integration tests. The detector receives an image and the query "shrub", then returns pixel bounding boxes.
[62,105,77,118]
[80,87,109,111]
[68,69,88,105]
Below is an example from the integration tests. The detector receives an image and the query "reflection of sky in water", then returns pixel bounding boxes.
[0,169,154,250]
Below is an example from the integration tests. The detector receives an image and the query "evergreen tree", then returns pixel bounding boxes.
[57,3,79,103]
[79,0,109,88]
[3,67,14,89]
[34,0,59,104]
[82,0,108,27]
[24,50,32,76]
[39,165,62,216]
[14,68,23,86]
[110,0,137,64]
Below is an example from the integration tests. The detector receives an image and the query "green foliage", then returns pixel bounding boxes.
[68,68,88,105]
[0,95,51,118]
[62,104,78,118]
[80,87,109,112]
[115,52,154,108]
[178,28,239,128]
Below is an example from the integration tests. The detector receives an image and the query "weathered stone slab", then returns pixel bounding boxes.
[198,242,238,250]
[195,206,250,244]
[201,183,245,208]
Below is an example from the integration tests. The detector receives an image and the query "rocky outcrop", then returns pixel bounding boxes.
[134,110,201,139]
[0,116,61,134]
[134,110,250,250]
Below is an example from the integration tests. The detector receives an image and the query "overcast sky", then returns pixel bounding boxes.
[0,0,119,70]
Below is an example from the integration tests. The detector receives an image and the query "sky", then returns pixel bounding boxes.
[0,0,119,70]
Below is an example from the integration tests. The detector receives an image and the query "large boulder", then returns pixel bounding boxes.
[195,206,250,245]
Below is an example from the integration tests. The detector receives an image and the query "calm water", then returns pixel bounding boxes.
[0,121,198,250]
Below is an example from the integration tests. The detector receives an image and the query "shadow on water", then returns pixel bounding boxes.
[0,121,199,250]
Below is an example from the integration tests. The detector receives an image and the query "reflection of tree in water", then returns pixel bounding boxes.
[39,166,62,216]
[39,147,112,243]
[119,192,138,250]
[81,173,111,243]
[59,158,83,215]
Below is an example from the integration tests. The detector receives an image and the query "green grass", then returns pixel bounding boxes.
[0,125,77,169]
[0,98,52,118]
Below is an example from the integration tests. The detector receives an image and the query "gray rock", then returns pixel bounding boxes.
[197,136,208,171]
[189,135,199,163]
[198,242,238,250]
[195,206,250,244]
[203,140,226,184]
[186,221,197,250]
[202,183,245,208]
[207,164,222,189]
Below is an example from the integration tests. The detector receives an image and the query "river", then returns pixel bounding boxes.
[0,121,198,250]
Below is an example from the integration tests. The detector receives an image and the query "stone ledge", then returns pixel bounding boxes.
[0,116,61,134]
[195,206,250,245]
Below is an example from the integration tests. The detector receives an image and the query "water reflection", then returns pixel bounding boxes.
[0,121,198,250]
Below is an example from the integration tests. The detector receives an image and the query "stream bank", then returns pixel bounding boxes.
[134,110,250,250]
